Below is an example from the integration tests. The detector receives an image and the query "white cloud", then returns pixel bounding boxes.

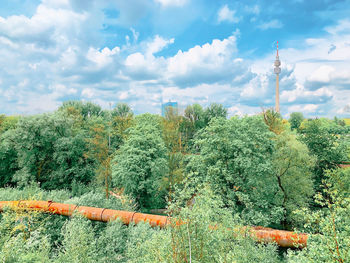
[86,46,120,68]
[281,86,333,104]
[50,84,77,97]
[244,5,260,15]
[239,75,264,99]
[227,105,244,117]
[125,52,147,68]
[155,0,187,7]
[325,19,350,35]
[146,35,174,56]
[218,5,239,23]
[288,104,319,113]
[82,88,94,98]
[130,27,139,42]
[118,91,129,100]
[167,36,238,82]
[307,65,335,83]
[0,4,87,43]
[0,36,19,49]
[41,0,70,8]
[337,104,350,114]
[257,19,283,30]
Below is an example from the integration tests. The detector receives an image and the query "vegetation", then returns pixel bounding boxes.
[0,102,349,262]
[289,112,304,131]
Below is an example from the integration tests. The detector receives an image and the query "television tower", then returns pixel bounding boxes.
[274,41,281,113]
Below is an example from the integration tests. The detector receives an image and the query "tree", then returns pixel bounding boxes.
[111,103,134,149]
[112,103,133,119]
[9,113,95,189]
[334,116,346,127]
[162,106,184,153]
[262,110,315,227]
[0,207,51,262]
[112,114,168,210]
[181,104,205,148]
[203,103,227,125]
[262,108,286,135]
[272,131,315,228]
[184,104,205,129]
[0,115,4,134]
[161,108,185,200]
[86,120,111,198]
[287,169,350,262]
[97,220,127,262]
[128,186,280,263]
[186,116,282,226]
[59,101,103,120]
[0,115,20,135]
[0,130,18,186]
[289,112,304,131]
[300,119,348,191]
[57,216,97,263]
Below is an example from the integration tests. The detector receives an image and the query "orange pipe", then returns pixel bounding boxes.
[0,200,307,248]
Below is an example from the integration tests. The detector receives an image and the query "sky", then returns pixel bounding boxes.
[0,0,349,117]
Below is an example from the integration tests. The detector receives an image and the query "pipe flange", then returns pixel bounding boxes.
[100,208,106,221]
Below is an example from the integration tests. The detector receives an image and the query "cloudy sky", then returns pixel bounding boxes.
[0,0,349,117]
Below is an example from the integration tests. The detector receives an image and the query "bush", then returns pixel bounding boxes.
[128,185,281,263]
[96,220,128,262]
[55,216,97,263]
[287,170,350,262]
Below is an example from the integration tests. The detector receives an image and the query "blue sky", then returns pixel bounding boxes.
[0,0,349,117]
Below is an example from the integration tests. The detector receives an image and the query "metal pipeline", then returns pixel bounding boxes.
[0,200,307,248]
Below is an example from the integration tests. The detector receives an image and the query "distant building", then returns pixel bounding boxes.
[161,101,178,117]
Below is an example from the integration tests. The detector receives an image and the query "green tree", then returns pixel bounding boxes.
[111,103,134,149]
[203,103,228,125]
[262,110,315,228]
[289,112,304,130]
[0,115,5,134]
[59,101,103,120]
[262,108,286,135]
[9,113,95,189]
[128,186,280,263]
[272,131,315,228]
[186,116,282,226]
[181,103,205,150]
[300,119,348,191]
[112,103,133,118]
[56,216,97,263]
[334,116,346,127]
[95,220,128,262]
[86,121,112,198]
[0,206,51,262]
[0,115,20,135]
[287,169,350,263]
[160,108,186,201]
[184,103,205,130]
[112,114,168,210]
[0,130,18,186]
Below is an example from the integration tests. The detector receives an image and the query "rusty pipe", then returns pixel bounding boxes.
[0,200,307,248]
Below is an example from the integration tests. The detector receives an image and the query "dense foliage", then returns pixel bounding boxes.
[0,102,349,262]
[186,116,281,226]
[112,114,168,209]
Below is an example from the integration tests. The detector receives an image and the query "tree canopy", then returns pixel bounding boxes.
[112,114,168,209]
[0,100,349,262]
